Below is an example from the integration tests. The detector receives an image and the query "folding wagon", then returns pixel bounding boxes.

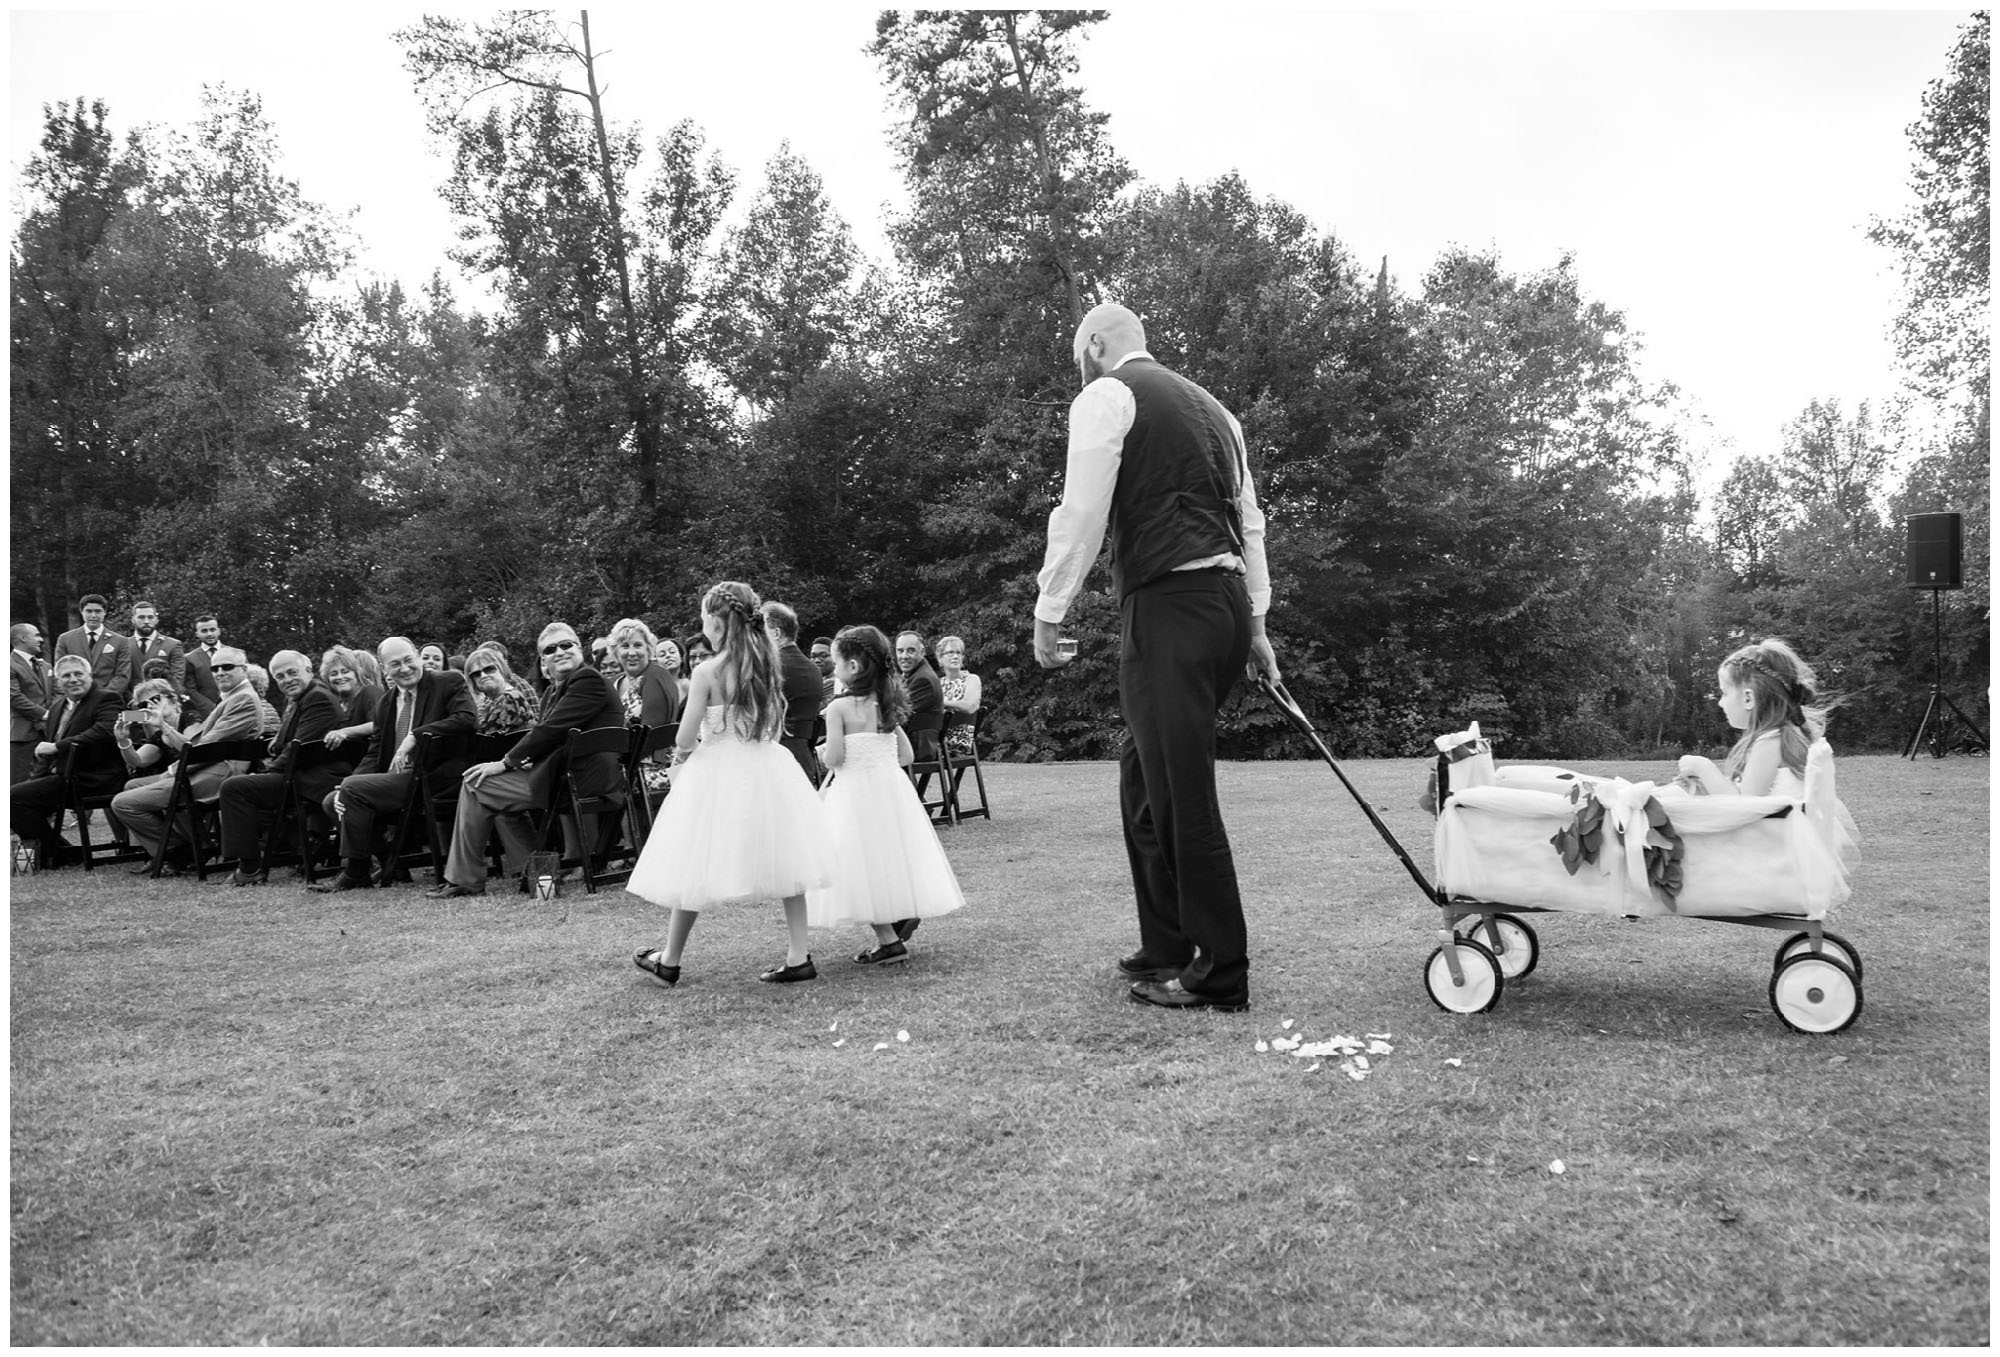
[1260,679,1863,1034]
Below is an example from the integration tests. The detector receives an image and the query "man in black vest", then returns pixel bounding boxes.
[1033,302,1278,1013]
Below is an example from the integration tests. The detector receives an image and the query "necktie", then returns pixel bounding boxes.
[87,631,98,650]
[54,701,75,740]
[395,689,414,746]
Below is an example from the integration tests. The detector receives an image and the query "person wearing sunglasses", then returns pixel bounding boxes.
[465,644,540,736]
[428,622,624,899]
[110,645,264,872]
[310,636,478,893]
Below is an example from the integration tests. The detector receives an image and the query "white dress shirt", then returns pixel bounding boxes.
[1034,351,1271,624]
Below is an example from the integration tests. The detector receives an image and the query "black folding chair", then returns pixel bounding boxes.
[943,709,991,822]
[61,744,146,871]
[389,730,515,882]
[261,739,358,882]
[147,738,266,879]
[535,725,636,894]
[910,731,959,827]
[625,723,675,848]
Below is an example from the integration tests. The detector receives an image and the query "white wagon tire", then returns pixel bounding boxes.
[1425,939,1504,1015]
[1769,954,1862,1035]
[1773,930,1862,983]
[1454,914,1540,980]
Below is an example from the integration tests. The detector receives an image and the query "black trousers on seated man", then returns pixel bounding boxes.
[322,771,418,880]
[218,770,336,873]
[1119,569,1253,1003]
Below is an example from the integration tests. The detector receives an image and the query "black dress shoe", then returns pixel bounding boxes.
[757,955,818,984]
[892,918,921,943]
[424,882,485,899]
[308,873,372,893]
[1117,951,1187,981]
[1128,978,1250,1013]
[226,868,267,888]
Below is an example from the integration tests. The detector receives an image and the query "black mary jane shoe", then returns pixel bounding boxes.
[854,941,908,966]
[1128,978,1250,1013]
[633,948,681,987]
[757,955,818,984]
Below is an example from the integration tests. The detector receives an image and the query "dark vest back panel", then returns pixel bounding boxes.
[1107,359,1244,600]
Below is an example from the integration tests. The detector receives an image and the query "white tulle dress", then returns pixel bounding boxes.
[807,730,967,927]
[625,705,834,911]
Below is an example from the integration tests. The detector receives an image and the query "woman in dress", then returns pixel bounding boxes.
[936,634,982,760]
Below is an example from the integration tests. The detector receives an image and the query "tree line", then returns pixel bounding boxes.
[11,10,1988,761]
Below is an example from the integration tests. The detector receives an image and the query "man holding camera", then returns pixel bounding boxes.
[9,654,122,868]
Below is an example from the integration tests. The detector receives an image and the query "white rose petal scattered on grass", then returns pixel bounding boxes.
[1305,1062,1321,1073]
[1254,1039,1270,1053]
[832,1039,846,1048]
[872,1042,889,1051]
[829,1021,838,1032]
[1353,1054,1370,1071]
[1366,1040,1393,1055]
[1549,1159,1567,1175]
[1444,1057,1464,1068]
[1366,1032,1392,1040]
[1281,1019,1295,1030]
[896,1030,910,1044]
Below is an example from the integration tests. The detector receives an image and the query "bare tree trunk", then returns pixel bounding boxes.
[1001,14,1081,329]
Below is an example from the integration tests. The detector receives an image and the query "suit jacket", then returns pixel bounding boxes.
[903,659,944,756]
[266,681,340,776]
[37,685,124,793]
[55,626,133,698]
[182,644,221,717]
[503,663,626,803]
[11,651,50,743]
[130,631,188,692]
[352,670,477,781]
[776,644,824,736]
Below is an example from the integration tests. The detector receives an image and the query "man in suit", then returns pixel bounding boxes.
[765,602,825,783]
[9,655,124,867]
[896,631,944,760]
[54,593,133,700]
[810,636,838,706]
[309,636,476,893]
[110,644,265,871]
[181,614,224,720]
[11,622,51,785]
[427,621,623,899]
[216,650,341,887]
[128,601,187,698]
[1033,302,1279,1014]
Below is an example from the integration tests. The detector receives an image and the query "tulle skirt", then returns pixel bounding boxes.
[626,733,833,911]
[807,745,966,927]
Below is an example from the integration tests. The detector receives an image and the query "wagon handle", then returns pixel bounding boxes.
[1256,674,1440,902]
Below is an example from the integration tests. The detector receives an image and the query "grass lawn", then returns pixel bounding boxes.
[9,752,1988,1345]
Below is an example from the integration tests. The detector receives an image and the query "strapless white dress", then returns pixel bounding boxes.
[808,730,966,927]
[625,705,833,911]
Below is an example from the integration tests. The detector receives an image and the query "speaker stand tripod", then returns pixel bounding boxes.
[1904,587,1988,759]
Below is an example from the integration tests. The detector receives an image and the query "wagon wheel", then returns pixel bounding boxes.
[1773,930,1862,982]
[1768,954,1862,1034]
[1424,938,1504,1014]
[1454,913,1540,980]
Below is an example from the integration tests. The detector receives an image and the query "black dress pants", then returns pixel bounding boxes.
[1117,569,1253,1001]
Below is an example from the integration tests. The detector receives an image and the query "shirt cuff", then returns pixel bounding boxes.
[1033,595,1069,626]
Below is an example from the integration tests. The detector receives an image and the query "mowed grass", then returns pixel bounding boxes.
[10,753,1988,1345]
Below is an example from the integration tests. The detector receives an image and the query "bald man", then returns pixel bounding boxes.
[1033,302,1280,1013]
[215,650,342,885]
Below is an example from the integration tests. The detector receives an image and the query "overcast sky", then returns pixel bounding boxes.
[8,6,1974,476]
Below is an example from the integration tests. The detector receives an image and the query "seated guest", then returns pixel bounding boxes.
[419,643,447,673]
[309,636,477,892]
[319,646,382,762]
[897,630,944,760]
[465,645,541,735]
[109,644,264,872]
[349,646,385,697]
[110,677,178,782]
[936,634,983,758]
[9,655,123,868]
[426,621,623,899]
[244,663,283,737]
[653,636,681,673]
[607,617,680,792]
[216,650,342,886]
[763,602,825,782]
[679,633,714,707]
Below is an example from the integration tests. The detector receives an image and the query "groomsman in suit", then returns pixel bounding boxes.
[310,637,476,892]
[1034,301,1280,1014]
[110,645,264,871]
[896,631,944,760]
[10,654,123,866]
[216,651,342,886]
[427,621,623,899]
[182,614,224,719]
[11,622,51,784]
[54,594,133,700]
[128,601,188,698]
